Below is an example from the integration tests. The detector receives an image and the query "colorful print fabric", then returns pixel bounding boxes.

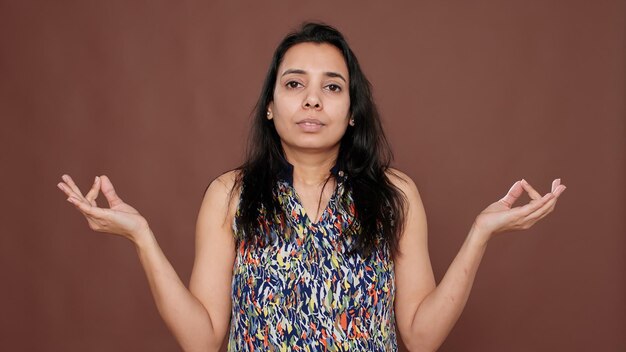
[228,177,397,351]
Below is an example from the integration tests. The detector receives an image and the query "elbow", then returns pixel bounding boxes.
[179,337,224,352]
[172,318,226,352]
[401,331,444,352]
[403,340,440,352]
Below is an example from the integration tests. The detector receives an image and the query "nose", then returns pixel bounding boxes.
[302,88,322,110]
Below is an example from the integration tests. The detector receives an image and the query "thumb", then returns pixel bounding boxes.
[499,180,523,207]
[99,175,124,207]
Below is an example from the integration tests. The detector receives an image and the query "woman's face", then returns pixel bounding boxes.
[268,42,351,155]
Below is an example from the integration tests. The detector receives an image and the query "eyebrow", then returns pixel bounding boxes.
[281,69,347,83]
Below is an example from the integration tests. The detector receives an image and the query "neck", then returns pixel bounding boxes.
[282,146,338,186]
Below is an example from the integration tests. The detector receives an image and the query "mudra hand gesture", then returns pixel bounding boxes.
[474,178,567,242]
[57,174,149,243]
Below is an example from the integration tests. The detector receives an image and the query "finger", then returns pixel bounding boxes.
[58,182,86,202]
[99,175,124,208]
[84,176,101,206]
[57,182,77,198]
[67,195,109,219]
[521,179,542,200]
[514,192,554,217]
[499,180,523,207]
[534,200,558,223]
[551,178,561,193]
[553,184,567,197]
[536,186,566,220]
[61,174,86,199]
[523,194,558,223]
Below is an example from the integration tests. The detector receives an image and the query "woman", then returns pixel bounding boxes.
[57,23,566,351]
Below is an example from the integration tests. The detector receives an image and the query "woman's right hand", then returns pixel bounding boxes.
[57,174,150,244]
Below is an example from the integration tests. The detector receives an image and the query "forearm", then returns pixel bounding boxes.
[133,228,222,352]
[408,224,490,351]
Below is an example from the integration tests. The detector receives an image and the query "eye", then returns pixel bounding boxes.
[286,81,302,89]
[326,84,342,92]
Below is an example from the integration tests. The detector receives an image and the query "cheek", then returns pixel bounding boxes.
[272,118,290,137]
[329,98,351,121]
[333,93,351,112]
[272,97,300,121]
[269,110,295,140]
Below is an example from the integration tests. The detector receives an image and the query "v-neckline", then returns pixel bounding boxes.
[288,182,339,227]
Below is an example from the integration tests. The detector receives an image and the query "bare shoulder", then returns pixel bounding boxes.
[205,169,240,197]
[385,167,421,199]
[200,169,242,224]
[385,167,427,241]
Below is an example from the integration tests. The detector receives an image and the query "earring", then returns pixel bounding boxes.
[266,111,272,120]
[349,118,355,126]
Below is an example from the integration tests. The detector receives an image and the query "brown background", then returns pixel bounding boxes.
[1,1,624,351]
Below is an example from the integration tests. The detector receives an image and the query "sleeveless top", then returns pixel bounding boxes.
[228,165,397,351]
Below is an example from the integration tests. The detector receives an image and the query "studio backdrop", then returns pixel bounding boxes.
[1,1,624,351]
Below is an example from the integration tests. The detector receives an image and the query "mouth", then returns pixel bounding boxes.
[296,118,325,132]
[297,118,325,126]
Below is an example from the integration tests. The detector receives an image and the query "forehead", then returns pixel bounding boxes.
[278,42,348,78]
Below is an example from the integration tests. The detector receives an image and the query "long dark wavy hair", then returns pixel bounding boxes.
[232,22,407,257]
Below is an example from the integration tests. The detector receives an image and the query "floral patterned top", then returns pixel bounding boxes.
[228,166,397,351]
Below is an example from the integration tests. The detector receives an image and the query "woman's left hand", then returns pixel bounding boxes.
[473,178,567,241]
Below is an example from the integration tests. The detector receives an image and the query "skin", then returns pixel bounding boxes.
[57,42,567,351]
[268,42,352,220]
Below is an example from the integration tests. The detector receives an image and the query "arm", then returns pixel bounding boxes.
[134,172,236,351]
[391,173,566,352]
[58,173,237,352]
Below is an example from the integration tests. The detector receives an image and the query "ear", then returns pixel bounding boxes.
[266,102,274,120]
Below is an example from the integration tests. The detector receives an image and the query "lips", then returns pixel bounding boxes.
[297,118,325,126]
[296,118,325,132]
